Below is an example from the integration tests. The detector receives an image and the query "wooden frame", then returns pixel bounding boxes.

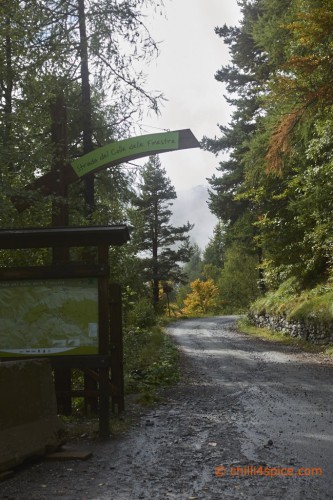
[0,225,130,439]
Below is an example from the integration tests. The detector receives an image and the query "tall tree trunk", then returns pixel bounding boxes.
[152,237,159,306]
[77,1,98,413]
[4,16,13,148]
[51,94,72,416]
[257,245,266,293]
[51,95,69,231]
[78,0,94,215]
[1,14,14,182]
[152,199,159,306]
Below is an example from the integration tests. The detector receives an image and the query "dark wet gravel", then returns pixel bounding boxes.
[1,316,333,499]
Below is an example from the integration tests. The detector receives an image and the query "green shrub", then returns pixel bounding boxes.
[125,296,157,329]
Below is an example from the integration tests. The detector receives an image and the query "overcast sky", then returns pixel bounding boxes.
[137,0,242,192]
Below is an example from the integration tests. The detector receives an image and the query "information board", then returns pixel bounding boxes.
[0,278,99,357]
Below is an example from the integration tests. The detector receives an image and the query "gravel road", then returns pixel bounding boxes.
[2,316,333,499]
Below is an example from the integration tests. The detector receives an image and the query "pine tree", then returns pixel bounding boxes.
[203,221,225,269]
[131,156,193,306]
[202,0,295,291]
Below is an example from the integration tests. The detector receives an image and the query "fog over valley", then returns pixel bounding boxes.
[171,185,217,250]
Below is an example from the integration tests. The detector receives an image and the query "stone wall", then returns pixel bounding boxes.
[248,312,333,345]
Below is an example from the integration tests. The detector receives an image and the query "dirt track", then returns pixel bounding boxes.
[2,316,333,499]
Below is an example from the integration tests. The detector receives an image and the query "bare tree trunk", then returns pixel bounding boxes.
[78,0,94,215]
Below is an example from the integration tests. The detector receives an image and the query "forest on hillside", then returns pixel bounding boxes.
[201,0,333,321]
[1,0,333,324]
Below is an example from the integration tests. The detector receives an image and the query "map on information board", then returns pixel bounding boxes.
[0,278,99,357]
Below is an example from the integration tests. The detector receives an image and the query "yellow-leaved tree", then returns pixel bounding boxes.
[182,279,219,316]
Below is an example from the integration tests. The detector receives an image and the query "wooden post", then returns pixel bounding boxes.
[98,245,111,439]
[50,95,72,416]
[109,283,124,413]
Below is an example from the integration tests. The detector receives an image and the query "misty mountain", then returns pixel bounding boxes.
[171,185,217,250]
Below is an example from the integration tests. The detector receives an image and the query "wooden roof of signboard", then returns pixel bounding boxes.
[0,225,130,249]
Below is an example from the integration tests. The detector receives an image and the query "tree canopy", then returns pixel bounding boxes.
[204,0,333,294]
[0,0,163,228]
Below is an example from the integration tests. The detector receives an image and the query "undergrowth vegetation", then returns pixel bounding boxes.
[61,318,180,439]
[250,278,333,324]
[123,324,180,404]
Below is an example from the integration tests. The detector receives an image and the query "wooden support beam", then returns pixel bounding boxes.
[109,283,124,414]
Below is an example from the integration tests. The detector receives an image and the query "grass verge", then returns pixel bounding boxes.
[123,324,180,405]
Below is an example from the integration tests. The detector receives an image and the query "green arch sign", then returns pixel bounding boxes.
[16,129,200,210]
[72,130,181,178]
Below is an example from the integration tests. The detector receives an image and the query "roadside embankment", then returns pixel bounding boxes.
[248,279,333,345]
